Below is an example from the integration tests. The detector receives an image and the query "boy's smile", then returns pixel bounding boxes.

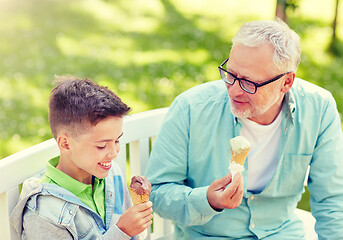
[99,161,112,170]
[57,116,123,185]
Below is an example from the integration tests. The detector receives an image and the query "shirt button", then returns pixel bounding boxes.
[69,210,73,215]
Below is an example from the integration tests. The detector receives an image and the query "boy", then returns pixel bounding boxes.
[10,77,153,239]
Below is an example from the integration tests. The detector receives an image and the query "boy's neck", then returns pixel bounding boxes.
[57,155,93,185]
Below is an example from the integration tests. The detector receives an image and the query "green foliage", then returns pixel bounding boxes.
[276,0,300,12]
[297,186,311,211]
[0,0,342,158]
[286,0,300,11]
[0,0,263,158]
[329,38,343,56]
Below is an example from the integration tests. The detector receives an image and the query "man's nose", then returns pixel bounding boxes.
[228,80,245,96]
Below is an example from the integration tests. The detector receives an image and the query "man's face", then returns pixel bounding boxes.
[61,116,123,184]
[226,43,286,125]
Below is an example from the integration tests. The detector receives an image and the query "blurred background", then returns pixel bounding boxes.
[0,0,342,210]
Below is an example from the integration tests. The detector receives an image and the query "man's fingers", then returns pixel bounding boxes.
[207,172,244,210]
[222,172,243,199]
[211,173,233,191]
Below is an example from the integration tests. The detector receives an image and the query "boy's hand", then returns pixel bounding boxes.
[116,201,153,237]
[207,172,244,211]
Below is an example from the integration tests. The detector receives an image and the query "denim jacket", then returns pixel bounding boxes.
[10,162,139,240]
[145,78,343,239]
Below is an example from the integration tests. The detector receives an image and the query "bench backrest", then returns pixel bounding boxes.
[0,108,173,240]
[0,107,318,240]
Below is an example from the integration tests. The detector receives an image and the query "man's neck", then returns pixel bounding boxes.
[248,98,284,125]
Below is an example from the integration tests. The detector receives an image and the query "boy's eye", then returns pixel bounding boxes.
[97,145,106,149]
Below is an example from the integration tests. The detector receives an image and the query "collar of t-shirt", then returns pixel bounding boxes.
[240,109,283,194]
[41,157,106,221]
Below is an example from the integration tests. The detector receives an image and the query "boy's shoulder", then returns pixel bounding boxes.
[20,177,79,211]
[10,177,73,233]
[19,177,43,201]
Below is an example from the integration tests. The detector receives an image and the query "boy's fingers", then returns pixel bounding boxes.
[143,200,153,208]
[143,210,154,221]
[135,201,153,211]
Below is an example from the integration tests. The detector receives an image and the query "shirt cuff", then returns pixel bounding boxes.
[104,224,131,240]
[188,186,220,220]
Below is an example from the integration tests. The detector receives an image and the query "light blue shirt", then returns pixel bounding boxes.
[145,79,343,239]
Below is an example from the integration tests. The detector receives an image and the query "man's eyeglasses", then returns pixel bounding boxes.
[218,57,290,94]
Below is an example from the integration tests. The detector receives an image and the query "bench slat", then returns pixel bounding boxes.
[0,192,11,240]
[0,139,59,193]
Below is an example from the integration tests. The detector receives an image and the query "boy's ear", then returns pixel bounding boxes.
[57,133,71,153]
[281,72,295,94]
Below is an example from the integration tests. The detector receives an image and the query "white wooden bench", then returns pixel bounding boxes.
[0,108,317,240]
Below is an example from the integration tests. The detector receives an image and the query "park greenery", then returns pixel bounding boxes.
[1,0,342,159]
[0,0,342,210]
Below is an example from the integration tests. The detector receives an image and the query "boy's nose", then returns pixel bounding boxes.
[107,145,119,159]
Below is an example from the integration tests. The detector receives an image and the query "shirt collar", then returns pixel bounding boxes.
[45,157,103,196]
[283,88,296,124]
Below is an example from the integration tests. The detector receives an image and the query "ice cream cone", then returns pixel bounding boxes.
[129,188,150,205]
[129,176,151,205]
[129,176,151,240]
[228,136,251,177]
[230,148,250,166]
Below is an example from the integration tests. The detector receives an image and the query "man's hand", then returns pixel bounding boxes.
[116,201,153,237]
[207,172,244,211]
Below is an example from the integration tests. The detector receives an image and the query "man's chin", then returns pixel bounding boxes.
[230,107,252,119]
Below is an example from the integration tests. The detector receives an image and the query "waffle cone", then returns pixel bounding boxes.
[230,147,250,166]
[129,188,150,205]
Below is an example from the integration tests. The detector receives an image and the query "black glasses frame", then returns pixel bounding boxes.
[218,57,290,94]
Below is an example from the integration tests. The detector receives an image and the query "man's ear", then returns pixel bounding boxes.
[281,72,295,93]
[57,133,71,154]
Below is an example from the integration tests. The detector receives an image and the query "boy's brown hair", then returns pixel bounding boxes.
[49,76,131,139]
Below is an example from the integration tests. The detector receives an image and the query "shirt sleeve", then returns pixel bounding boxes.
[308,94,343,239]
[102,224,133,240]
[23,214,74,240]
[23,204,132,240]
[145,98,219,226]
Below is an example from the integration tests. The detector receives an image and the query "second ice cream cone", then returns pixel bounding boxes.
[228,136,251,177]
[230,148,250,166]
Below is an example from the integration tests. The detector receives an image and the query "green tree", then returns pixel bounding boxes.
[275,0,299,22]
[329,0,341,55]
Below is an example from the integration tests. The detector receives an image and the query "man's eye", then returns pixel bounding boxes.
[97,145,106,149]
[242,80,255,87]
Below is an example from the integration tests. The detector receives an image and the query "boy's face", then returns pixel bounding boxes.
[58,116,123,184]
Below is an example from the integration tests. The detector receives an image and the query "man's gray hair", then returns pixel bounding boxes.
[232,19,301,72]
